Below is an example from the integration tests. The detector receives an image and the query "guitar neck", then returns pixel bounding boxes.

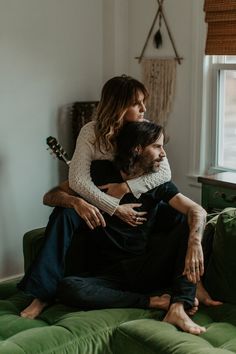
[61,155,71,165]
[46,136,71,166]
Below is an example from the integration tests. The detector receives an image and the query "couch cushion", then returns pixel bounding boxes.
[0,280,159,354]
[205,208,236,304]
[0,278,20,300]
[111,304,236,354]
[23,228,46,272]
[2,281,236,354]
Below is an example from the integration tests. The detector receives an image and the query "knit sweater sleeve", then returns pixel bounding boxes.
[126,157,171,199]
[69,122,120,216]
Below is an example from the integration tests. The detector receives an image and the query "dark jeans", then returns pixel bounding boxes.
[57,208,197,310]
[18,204,199,309]
[17,207,85,301]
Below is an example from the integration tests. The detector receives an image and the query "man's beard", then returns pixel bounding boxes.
[134,154,163,175]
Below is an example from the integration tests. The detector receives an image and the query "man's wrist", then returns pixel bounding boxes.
[123,182,131,194]
[68,196,82,209]
[188,235,202,245]
[114,205,121,216]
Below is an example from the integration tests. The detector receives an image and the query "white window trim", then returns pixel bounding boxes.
[187,0,207,187]
[188,2,236,187]
[209,63,236,173]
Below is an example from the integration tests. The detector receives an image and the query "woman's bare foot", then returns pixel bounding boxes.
[149,294,171,311]
[197,280,223,306]
[20,298,48,319]
[163,302,206,335]
[187,297,199,316]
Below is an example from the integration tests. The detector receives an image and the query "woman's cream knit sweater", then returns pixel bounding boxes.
[69,121,171,216]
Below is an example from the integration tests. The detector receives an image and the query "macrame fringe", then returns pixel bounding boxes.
[142,58,176,126]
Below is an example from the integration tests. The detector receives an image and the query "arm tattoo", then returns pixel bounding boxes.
[188,207,207,242]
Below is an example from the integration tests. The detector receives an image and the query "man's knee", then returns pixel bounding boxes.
[51,206,77,218]
[49,207,83,226]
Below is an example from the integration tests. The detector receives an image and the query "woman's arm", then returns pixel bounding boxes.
[125,157,171,198]
[69,122,120,216]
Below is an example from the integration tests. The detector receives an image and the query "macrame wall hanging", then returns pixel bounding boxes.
[136,0,182,126]
[142,58,176,126]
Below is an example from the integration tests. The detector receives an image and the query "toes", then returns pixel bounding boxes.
[187,307,198,316]
[205,299,223,306]
[20,311,34,319]
[189,325,206,335]
[189,327,201,335]
[189,327,200,334]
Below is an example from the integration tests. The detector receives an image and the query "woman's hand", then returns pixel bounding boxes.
[72,198,106,230]
[98,182,130,199]
[114,203,147,226]
[183,241,204,284]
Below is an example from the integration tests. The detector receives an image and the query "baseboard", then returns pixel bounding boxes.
[0,273,23,282]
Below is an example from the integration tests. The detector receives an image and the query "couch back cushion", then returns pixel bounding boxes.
[205,208,236,304]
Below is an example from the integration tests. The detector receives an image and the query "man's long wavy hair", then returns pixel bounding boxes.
[94,75,149,152]
[114,121,164,174]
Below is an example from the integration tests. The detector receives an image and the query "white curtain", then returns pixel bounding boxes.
[142,58,176,126]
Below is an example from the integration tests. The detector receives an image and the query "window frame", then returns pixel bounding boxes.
[210,59,236,173]
[187,2,236,188]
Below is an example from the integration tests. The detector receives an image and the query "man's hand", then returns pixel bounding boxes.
[183,240,204,283]
[114,203,147,226]
[43,180,106,230]
[72,198,106,230]
[98,182,130,199]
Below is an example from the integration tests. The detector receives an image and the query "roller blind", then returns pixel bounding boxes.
[204,0,236,55]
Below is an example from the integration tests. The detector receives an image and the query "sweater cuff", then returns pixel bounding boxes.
[126,178,148,199]
[99,196,120,216]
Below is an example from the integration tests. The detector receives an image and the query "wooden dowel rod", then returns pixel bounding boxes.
[135,56,183,62]
[157,0,182,64]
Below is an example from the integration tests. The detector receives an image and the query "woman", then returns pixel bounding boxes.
[69,75,171,226]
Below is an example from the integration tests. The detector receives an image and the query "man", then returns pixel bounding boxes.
[55,121,208,335]
[19,121,219,334]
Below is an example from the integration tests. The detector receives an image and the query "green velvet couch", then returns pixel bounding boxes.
[0,208,236,354]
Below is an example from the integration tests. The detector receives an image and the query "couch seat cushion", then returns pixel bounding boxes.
[111,304,236,354]
[0,280,159,354]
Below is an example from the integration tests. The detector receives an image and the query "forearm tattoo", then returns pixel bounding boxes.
[188,207,207,241]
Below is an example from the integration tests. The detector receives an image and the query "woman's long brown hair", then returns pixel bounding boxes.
[94,75,149,152]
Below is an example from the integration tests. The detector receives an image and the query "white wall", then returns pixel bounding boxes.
[102,0,129,81]
[0,0,103,278]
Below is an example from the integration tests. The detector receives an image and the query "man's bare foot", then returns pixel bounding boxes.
[187,298,199,316]
[163,302,206,335]
[149,294,171,311]
[197,280,223,306]
[20,298,48,319]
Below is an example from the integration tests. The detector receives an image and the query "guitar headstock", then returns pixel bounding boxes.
[46,136,70,165]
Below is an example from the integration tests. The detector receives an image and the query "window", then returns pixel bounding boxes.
[211,56,236,171]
